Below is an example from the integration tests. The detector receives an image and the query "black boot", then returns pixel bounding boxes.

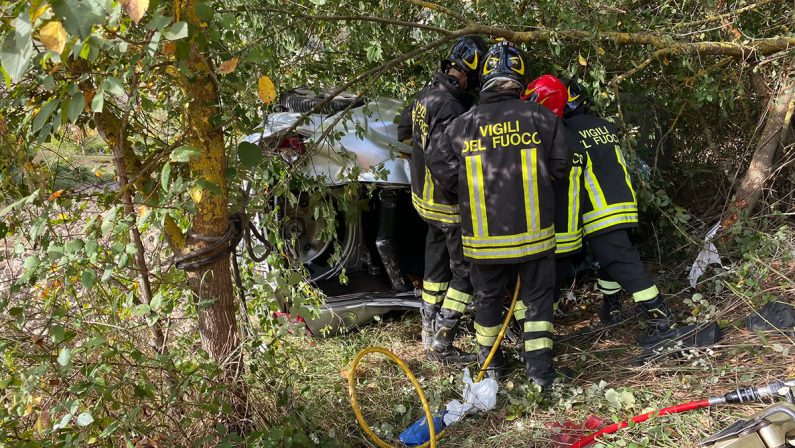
[477,345,507,381]
[599,293,622,325]
[524,353,556,388]
[638,295,674,335]
[420,302,440,350]
[428,310,476,365]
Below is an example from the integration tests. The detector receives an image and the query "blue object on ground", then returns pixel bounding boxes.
[398,411,447,446]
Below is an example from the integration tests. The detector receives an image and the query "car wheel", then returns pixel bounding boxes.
[281,190,362,282]
[279,87,364,115]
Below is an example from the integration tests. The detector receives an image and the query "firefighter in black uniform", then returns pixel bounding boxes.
[429,41,570,386]
[515,75,583,323]
[531,78,675,337]
[397,36,488,364]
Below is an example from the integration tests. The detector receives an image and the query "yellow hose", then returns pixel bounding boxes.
[348,279,521,447]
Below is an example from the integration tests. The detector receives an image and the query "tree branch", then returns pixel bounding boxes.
[673,0,782,30]
[403,0,471,24]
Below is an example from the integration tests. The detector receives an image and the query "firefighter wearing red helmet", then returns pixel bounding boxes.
[519,75,585,319]
[428,41,570,386]
[397,36,489,364]
[526,75,676,342]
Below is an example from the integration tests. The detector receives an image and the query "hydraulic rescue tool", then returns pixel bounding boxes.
[571,378,795,448]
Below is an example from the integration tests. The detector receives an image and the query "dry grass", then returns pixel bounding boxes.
[287,285,795,448]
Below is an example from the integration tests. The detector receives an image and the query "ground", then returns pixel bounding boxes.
[288,286,795,448]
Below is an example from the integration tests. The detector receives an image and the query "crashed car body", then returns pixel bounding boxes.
[244,90,428,335]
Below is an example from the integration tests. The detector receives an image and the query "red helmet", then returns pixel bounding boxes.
[521,75,567,118]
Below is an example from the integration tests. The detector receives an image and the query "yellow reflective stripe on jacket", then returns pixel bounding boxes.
[615,146,637,203]
[412,194,460,224]
[423,280,449,292]
[520,148,540,232]
[466,155,489,238]
[475,322,500,346]
[555,230,583,254]
[583,202,637,224]
[632,285,659,302]
[568,166,582,233]
[423,167,434,203]
[583,153,606,209]
[523,321,554,333]
[524,337,554,352]
[463,226,555,260]
[583,212,638,236]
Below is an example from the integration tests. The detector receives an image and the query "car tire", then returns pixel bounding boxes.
[279,88,364,115]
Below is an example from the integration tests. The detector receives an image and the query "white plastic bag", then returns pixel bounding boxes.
[443,368,498,426]
[688,222,723,288]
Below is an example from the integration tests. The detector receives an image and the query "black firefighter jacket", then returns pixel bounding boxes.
[564,113,638,238]
[397,73,473,226]
[429,89,570,264]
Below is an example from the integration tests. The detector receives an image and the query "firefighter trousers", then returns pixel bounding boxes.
[588,229,659,303]
[422,223,474,317]
[472,256,555,364]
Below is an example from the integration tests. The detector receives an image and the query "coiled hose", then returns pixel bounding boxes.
[348,280,522,448]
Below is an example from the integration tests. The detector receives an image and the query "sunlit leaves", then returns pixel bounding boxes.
[121,0,149,25]
[257,75,276,104]
[163,21,188,40]
[39,21,68,54]
[50,0,106,39]
[0,14,34,82]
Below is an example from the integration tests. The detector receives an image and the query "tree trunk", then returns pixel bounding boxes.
[178,0,249,431]
[721,70,795,230]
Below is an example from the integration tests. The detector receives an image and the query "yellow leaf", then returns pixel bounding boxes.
[597,46,606,56]
[121,0,149,25]
[190,185,203,203]
[30,3,50,23]
[257,75,277,105]
[48,190,64,201]
[218,57,239,75]
[137,205,149,217]
[578,53,587,66]
[39,21,67,55]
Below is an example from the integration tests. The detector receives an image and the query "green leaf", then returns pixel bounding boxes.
[101,206,118,236]
[57,347,72,366]
[149,291,163,311]
[365,41,382,62]
[91,86,104,112]
[102,76,125,96]
[66,92,85,123]
[81,270,97,289]
[32,100,60,133]
[51,0,106,39]
[64,240,84,253]
[160,162,171,190]
[51,325,65,343]
[22,256,40,269]
[132,303,150,316]
[194,3,214,22]
[170,145,200,162]
[0,15,34,83]
[99,420,120,438]
[237,142,262,168]
[76,412,94,427]
[163,21,188,40]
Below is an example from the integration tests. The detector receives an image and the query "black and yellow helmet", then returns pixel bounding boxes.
[564,78,590,118]
[479,41,528,87]
[442,36,489,88]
